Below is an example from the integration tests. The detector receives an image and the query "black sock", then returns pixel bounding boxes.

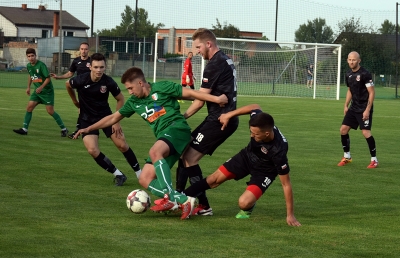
[366,136,376,157]
[189,86,194,90]
[75,117,80,131]
[175,159,187,192]
[123,147,141,172]
[94,152,116,174]
[186,165,210,208]
[183,178,211,197]
[341,134,350,153]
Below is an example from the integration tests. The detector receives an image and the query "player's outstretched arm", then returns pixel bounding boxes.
[182,87,227,105]
[279,173,301,227]
[219,104,262,130]
[50,71,74,80]
[73,112,124,139]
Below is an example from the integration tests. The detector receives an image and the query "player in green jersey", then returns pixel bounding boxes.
[74,67,228,220]
[13,48,68,136]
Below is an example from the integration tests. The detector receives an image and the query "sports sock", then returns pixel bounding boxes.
[51,111,66,129]
[341,134,350,153]
[122,147,141,172]
[75,117,80,131]
[175,159,187,192]
[94,152,117,174]
[23,111,32,129]
[366,136,377,158]
[187,165,210,208]
[183,178,211,198]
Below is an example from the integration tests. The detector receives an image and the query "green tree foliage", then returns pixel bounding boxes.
[378,20,396,35]
[336,16,375,34]
[97,5,164,38]
[294,18,334,43]
[211,19,241,38]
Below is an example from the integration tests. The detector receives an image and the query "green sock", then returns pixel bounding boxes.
[147,179,166,198]
[51,112,66,129]
[23,111,32,129]
[153,159,188,204]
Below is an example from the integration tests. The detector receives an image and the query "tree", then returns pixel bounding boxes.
[378,19,396,35]
[294,18,334,43]
[336,16,375,35]
[97,5,164,38]
[211,19,241,38]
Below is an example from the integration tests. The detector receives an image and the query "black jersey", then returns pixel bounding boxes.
[69,56,91,76]
[201,50,238,123]
[69,73,121,123]
[345,66,374,113]
[245,110,290,175]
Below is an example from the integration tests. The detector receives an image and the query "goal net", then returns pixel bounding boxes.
[213,38,341,99]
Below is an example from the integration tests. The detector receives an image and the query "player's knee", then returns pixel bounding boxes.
[87,148,100,158]
[238,197,255,210]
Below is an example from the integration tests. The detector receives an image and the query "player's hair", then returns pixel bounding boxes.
[121,67,146,83]
[192,28,217,44]
[90,53,106,64]
[80,42,89,47]
[26,48,36,56]
[249,112,274,132]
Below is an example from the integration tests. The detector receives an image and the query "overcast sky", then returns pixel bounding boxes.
[0,0,397,42]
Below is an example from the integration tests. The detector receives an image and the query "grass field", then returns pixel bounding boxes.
[0,82,399,257]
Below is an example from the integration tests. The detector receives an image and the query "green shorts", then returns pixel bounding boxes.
[29,90,54,105]
[146,125,191,168]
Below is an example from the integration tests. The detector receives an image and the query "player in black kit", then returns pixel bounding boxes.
[183,104,301,226]
[337,51,378,169]
[51,42,91,139]
[65,53,141,186]
[174,28,238,216]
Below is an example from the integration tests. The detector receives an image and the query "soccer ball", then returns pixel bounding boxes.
[126,189,151,214]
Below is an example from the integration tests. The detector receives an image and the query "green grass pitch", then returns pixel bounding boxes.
[0,75,399,257]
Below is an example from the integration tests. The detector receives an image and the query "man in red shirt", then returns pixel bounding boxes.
[179,52,195,103]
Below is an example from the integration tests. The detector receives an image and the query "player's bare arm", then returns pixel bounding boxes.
[344,88,352,114]
[26,76,32,95]
[219,104,261,130]
[36,77,51,94]
[65,81,80,108]
[112,93,125,138]
[363,86,375,121]
[50,71,74,79]
[279,173,301,227]
[73,111,124,139]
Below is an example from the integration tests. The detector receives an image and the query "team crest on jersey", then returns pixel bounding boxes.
[261,146,268,154]
[151,93,158,100]
[203,78,208,83]
[356,75,360,81]
[100,85,107,93]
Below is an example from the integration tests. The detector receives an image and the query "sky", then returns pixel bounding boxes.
[0,0,397,42]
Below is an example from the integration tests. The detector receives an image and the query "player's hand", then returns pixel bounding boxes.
[343,106,348,115]
[73,128,88,139]
[217,94,228,107]
[218,113,231,130]
[50,73,57,79]
[73,101,80,109]
[186,75,190,84]
[286,215,301,227]
[362,110,370,121]
[112,123,124,139]
[25,88,31,96]
[36,87,43,94]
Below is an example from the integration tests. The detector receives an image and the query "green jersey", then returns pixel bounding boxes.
[119,81,191,138]
[27,60,53,94]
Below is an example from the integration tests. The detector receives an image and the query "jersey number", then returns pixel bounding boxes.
[195,133,205,142]
[262,177,272,188]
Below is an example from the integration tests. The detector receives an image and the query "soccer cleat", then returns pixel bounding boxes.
[337,157,352,166]
[150,194,179,212]
[235,210,252,219]
[180,196,196,220]
[192,204,213,216]
[68,131,79,139]
[61,129,69,137]
[114,174,127,186]
[367,160,378,169]
[13,128,28,135]
[154,198,163,205]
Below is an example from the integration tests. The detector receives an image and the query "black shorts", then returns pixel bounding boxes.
[342,109,373,130]
[221,149,279,194]
[190,118,238,155]
[80,119,114,138]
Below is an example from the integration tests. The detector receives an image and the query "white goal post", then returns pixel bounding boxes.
[153,35,342,100]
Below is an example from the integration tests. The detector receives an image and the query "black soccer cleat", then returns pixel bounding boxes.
[13,128,28,135]
[61,129,69,137]
[114,174,127,186]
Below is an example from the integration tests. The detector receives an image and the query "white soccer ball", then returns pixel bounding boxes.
[126,189,151,214]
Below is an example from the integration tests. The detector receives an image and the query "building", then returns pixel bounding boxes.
[157,28,264,56]
[0,4,89,44]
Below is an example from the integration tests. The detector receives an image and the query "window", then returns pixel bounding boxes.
[64,31,74,37]
[41,30,49,38]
